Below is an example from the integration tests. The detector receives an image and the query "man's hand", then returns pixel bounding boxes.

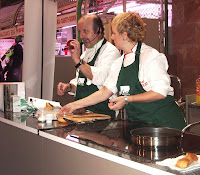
[57,82,70,96]
[68,40,81,65]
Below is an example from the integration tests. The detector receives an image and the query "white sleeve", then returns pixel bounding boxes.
[69,69,80,87]
[104,56,124,94]
[145,53,171,96]
[91,43,121,86]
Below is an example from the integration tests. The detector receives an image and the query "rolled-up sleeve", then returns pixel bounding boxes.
[104,56,124,94]
[144,53,171,97]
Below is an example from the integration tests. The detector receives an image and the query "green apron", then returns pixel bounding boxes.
[75,38,115,118]
[116,42,186,129]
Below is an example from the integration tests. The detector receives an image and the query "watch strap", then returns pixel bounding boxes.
[75,62,81,68]
[75,59,84,68]
[124,95,128,105]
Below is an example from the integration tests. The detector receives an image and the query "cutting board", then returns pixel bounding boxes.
[58,113,111,123]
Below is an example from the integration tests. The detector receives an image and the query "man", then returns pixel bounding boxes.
[57,14,120,118]
[1,36,23,82]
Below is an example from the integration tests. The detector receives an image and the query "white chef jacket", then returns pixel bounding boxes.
[70,38,121,90]
[104,43,174,97]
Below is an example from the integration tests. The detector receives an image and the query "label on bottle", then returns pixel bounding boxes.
[196,86,200,95]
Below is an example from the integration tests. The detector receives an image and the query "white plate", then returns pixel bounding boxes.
[156,155,200,172]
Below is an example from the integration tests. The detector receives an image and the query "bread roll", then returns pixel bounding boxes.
[44,102,54,111]
[175,153,198,169]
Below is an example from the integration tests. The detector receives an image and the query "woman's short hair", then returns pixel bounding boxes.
[112,12,146,42]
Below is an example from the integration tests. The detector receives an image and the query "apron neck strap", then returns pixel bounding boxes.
[135,41,142,59]
[135,41,142,77]
[88,38,107,66]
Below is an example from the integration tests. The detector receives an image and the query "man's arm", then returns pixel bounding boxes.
[68,40,94,80]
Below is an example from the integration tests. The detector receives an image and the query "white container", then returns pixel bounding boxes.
[37,109,46,122]
[53,107,61,120]
[45,113,54,124]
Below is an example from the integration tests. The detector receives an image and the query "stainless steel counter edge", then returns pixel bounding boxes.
[39,130,175,175]
[0,116,38,134]
[0,116,175,175]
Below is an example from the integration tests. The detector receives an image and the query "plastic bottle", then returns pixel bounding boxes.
[196,75,200,105]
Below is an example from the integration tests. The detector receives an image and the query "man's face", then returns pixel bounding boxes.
[78,18,98,48]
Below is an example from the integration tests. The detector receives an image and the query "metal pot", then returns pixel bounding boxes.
[130,121,200,148]
[131,144,183,161]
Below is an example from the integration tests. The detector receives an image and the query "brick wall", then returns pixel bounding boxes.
[172,0,200,98]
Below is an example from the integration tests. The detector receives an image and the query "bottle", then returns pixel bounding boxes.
[196,75,200,105]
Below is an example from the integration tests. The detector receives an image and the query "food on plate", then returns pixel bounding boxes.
[72,108,86,115]
[175,153,198,169]
[44,102,54,111]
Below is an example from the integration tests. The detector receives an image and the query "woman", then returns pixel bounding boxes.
[60,12,186,130]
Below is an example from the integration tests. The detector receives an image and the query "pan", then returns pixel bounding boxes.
[130,121,200,148]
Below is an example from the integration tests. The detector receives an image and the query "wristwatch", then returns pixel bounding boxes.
[75,59,84,68]
[124,95,129,105]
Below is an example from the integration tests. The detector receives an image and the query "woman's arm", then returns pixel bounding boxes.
[59,86,113,114]
[127,90,165,102]
[109,90,165,111]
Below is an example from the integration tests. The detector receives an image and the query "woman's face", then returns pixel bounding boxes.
[111,24,124,50]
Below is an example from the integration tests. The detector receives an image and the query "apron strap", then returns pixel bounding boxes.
[88,38,107,66]
[135,41,142,78]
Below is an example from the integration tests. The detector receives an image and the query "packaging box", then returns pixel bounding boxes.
[11,95,21,112]
[0,82,25,112]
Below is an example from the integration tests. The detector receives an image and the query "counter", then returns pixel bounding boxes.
[1,111,200,175]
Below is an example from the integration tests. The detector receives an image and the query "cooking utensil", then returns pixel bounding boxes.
[131,144,183,161]
[130,121,200,148]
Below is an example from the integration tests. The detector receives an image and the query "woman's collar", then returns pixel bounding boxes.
[124,43,138,59]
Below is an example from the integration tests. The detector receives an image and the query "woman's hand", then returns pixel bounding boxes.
[59,103,77,115]
[108,96,125,111]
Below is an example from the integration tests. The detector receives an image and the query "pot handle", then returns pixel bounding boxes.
[182,120,200,133]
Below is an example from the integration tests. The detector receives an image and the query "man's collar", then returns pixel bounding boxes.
[86,38,105,50]
[91,38,104,48]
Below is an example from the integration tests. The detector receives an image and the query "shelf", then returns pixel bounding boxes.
[188,102,200,109]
